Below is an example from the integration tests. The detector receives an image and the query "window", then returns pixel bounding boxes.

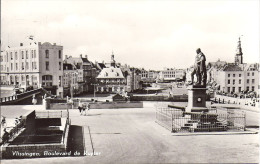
[42,75,53,86]
[227,87,230,93]
[59,50,61,59]
[11,52,13,60]
[6,52,8,62]
[233,80,235,85]
[26,62,29,70]
[239,87,241,92]
[246,86,249,91]
[15,52,17,60]
[239,74,241,77]
[239,79,241,84]
[233,74,235,77]
[228,74,230,77]
[16,63,18,70]
[252,86,255,91]
[59,76,62,87]
[252,79,255,84]
[247,79,249,84]
[59,62,61,70]
[31,50,34,58]
[11,63,13,70]
[34,50,36,58]
[46,61,49,70]
[22,62,24,70]
[26,51,28,59]
[227,80,230,84]
[247,72,250,76]
[45,50,49,58]
[232,87,235,93]
[32,62,34,70]
[252,72,254,76]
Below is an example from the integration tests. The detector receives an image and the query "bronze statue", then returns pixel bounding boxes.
[189,48,207,87]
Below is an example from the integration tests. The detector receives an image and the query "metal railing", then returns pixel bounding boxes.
[156,107,246,133]
[35,111,68,118]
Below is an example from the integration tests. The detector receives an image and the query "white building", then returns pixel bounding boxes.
[0,41,64,97]
[159,68,186,82]
[96,67,126,93]
[208,37,259,96]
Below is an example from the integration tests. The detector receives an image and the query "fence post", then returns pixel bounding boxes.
[244,111,246,131]
[171,113,173,133]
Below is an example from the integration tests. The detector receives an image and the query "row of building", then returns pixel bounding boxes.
[1,37,258,97]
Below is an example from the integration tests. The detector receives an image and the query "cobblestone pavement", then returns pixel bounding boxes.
[1,102,259,163]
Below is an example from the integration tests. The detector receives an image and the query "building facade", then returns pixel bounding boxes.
[159,68,186,82]
[96,67,126,93]
[209,38,259,96]
[64,54,97,93]
[0,41,64,97]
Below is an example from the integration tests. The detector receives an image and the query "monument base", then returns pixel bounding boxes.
[186,85,208,113]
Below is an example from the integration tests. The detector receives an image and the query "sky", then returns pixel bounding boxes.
[1,0,259,70]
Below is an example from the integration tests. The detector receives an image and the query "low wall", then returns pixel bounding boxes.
[2,143,68,159]
[49,103,72,110]
[47,101,143,109]
[130,95,188,102]
[89,101,143,109]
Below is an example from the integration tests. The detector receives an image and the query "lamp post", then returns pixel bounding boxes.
[91,83,99,101]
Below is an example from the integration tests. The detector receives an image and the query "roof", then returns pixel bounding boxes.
[97,63,106,69]
[222,64,243,71]
[97,67,124,79]
[82,57,91,64]
[63,63,76,70]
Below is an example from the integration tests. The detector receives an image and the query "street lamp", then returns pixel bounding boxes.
[91,83,99,101]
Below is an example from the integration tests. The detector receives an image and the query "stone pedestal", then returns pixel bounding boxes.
[185,85,208,112]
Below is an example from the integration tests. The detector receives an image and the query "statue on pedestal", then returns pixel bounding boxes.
[189,48,207,87]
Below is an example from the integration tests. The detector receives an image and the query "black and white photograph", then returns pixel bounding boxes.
[0,0,259,163]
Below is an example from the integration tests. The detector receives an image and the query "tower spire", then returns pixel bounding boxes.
[235,36,243,64]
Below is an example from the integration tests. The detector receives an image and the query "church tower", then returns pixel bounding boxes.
[234,37,243,64]
[110,51,116,67]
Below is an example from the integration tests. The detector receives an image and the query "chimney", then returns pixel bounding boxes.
[80,54,82,58]
[20,43,23,46]
[53,43,56,46]
[85,55,88,59]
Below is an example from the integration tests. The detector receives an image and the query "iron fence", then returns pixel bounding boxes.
[156,107,246,133]
[35,111,68,118]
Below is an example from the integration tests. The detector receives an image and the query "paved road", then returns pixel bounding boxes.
[2,102,259,164]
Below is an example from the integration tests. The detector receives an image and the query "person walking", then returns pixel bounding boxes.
[82,103,87,116]
[86,102,90,116]
[78,100,83,115]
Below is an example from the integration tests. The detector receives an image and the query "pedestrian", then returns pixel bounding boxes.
[86,102,90,116]
[82,103,87,116]
[78,100,82,115]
